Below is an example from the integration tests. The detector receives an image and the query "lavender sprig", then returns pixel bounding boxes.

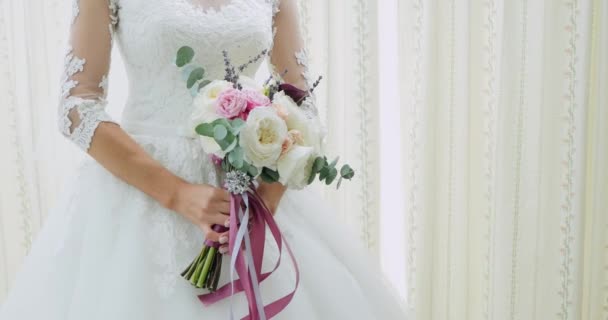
[222,50,240,88]
[237,49,268,73]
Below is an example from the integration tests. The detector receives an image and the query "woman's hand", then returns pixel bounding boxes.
[213,182,287,255]
[168,182,231,246]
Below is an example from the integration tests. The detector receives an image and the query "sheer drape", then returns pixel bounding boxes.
[0,0,127,302]
[398,0,608,319]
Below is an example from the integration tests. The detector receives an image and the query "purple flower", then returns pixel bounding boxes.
[278,83,309,105]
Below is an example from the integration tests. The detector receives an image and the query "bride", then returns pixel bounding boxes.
[0,0,407,319]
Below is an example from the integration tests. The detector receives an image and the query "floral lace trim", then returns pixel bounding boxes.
[71,0,80,25]
[295,48,315,88]
[60,97,117,151]
[267,0,280,16]
[109,0,119,27]
[99,75,109,96]
[293,48,319,118]
[63,47,85,83]
[61,46,85,98]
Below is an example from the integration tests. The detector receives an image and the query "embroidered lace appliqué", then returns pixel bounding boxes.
[99,75,109,96]
[71,0,80,25]
[58,1,119,152]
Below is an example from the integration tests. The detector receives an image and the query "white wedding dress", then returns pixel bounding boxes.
[0,0,407,319]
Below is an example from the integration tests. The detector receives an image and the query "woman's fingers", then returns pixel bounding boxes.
[219,244,229,255]
[213,188,231,202]
[201,224,221,242]
[213,201,231,215]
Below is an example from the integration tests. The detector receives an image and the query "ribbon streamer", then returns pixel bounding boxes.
[199,185,299,320]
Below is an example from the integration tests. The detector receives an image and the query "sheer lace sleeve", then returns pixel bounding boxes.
[268,0,318,118]
[58,0,120,151]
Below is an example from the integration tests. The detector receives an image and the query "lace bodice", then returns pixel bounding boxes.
[59,0,314,151]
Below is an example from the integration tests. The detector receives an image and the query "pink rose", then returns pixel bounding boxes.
[215,88,248,119]
[238,89,271,120]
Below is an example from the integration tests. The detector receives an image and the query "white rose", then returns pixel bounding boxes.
[272,91,323,153]
[188,80,232,157]
[277,145,316,190]
[238,76,265,93]
[240,107,288,168]
[188,80,232,132]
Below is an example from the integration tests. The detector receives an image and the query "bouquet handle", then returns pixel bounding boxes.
[198,186,299,320]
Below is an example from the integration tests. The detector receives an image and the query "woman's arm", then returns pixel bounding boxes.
[257,0,317,213]
[60,0,230,242]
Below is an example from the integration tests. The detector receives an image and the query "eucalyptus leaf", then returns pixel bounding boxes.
[247,165,259,177]
[319,167,330,181]
[312,156,325,173]
[230,118,246,135]
[228,147,244,169]
[213,125,228,141]
[190,85,200,97]
[261,167,280,183]
[336,176,344,189]
[238,161,249,173]
[325,167,338,185]
[308,171,317,185]
[212,118,232,129]
[187,67,205,89]
[195,123,214,137]
[340,164,355,179]
[181,64,197,81]
[217,134,237,152]
[176,46,195,67]
[198,79,212,91]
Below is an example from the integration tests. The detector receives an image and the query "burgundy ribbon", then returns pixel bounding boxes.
[198,187,299,320]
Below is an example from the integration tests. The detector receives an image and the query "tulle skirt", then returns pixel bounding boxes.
[0,132,407,320]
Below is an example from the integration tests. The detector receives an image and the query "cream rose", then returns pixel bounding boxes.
[188,80,232,156]
[277,145,317,190]
[239,107,288,168]
[272,91,323,153]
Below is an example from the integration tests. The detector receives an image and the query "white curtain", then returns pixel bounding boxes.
[397,1,608,320]
[2,0,607,319]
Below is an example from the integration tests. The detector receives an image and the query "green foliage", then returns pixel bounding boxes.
[247,164,259,177]
[340,164,355,180]
[312,156,325,173]
[325,167,338,185]
[230,118,246,135]
[309,155,355,189]
[187,67,206,89]
[176,46,195,67]
[228,146,244,169]
[198,79,212,90]
[260,167,280,183]
[195,123,214,137]
[213,124,228,141]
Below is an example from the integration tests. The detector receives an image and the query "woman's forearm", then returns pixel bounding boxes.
[257,181,287,214]
[87,122,187,209]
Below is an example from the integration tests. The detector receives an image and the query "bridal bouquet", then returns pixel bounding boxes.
[175,46,354,319]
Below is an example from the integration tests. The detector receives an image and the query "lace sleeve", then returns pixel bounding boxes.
[268,0,318,117]
[58,0,120,151]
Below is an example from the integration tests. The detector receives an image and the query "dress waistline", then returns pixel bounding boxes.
[121,120,195,139]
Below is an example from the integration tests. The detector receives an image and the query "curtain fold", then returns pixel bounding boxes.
[399,0,608,319]
[297,0,382,253]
